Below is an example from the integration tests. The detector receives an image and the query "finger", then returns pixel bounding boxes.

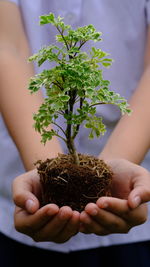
[96,198,148,226]
[54,210,80,243]
[123,204,148,226]
[84,203,130,234]
[12,169,41,213]
[33,206,73,242]
[80,211,112,235]
[14,203,59,235]
[96,197,129,216]
[96,198,147,226]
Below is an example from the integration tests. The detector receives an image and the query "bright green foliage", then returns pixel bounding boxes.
[28,13,131,158]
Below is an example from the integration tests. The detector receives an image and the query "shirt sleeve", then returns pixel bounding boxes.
[146,0,150,24]
[0,0,19,5]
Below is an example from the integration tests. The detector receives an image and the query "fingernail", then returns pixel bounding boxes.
[100,202,108,209]
[25,199,34,213]
[98,201,108,209]
[90,208,98,216]
[133,196,141,207]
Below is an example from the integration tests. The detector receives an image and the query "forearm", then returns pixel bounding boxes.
[0,49,62,170]
[100,66,150,164]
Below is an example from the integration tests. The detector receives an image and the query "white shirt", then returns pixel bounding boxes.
[0,0,150,252]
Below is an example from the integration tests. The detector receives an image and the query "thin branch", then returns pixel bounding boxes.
[89,102,114,108]
[57,110,65,116]
[69,39,73,49]
[79,40,87,50]
[74,40,87,57]
[56,26,70,51]
[52,81,64,91]
[54,133,67,144]
[52,122,66,137]
[72,41,78,48]
[75,95,81,103]
[72,97,84,139]
[65,88,76,140]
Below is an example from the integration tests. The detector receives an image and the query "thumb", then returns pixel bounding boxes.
[12,169,40,214]
[128,170,150,209]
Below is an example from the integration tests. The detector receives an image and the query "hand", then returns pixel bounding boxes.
[80,159,150,235]
[12,169,80,243]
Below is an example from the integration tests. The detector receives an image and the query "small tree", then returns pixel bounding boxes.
[28,13,130,164]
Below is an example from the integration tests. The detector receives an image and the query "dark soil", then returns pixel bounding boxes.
[36,153,113,212]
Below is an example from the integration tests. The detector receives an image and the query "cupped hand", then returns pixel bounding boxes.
[107,158,150,208]
[80,159,150,235]
[12,169,80,243]
[80,198,147,235]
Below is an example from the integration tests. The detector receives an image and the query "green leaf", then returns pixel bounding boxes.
[59,95,70,102]
[28,12,131,150]
[84,115,106,139]
[40,13,55,25]
[41,129,56,144]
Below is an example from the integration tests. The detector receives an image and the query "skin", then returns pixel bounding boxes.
[13,169,80,243]
[80,29,150,232]
[99,28,150,164]
[1,2,150,242]
[12,159,150,241]
[0,1,62,170]
[0,2,80,243]
[78,24,150,236]
[80,159,150,234]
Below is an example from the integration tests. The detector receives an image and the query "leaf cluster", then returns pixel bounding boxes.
[28,13,131,149]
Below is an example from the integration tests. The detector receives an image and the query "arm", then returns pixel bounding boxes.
[79,27,150,235]
[1,2,80,242]
[100,27,150,164]
[0,1,62,171]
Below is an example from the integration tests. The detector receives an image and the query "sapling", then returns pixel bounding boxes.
[28,13,131,211]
